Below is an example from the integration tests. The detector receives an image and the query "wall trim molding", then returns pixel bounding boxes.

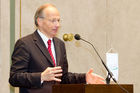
[10,0,15,93]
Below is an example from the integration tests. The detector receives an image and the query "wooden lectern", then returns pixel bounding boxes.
[52,84,133,93]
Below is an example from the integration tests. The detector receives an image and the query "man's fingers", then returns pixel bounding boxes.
[87,68,93,74]
[54,73,62,77]
[51,69,62,74]
[100,80,105,84]
[52,66,62,71]
[48,66,62,74]
[42,66,63,82]
[53,78,61,82]
[97,76,104,81]
[96,80,105,84]
[93,73,104,81]
[50,66,62,74]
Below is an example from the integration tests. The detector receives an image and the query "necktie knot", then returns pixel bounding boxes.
[47,39,51,46]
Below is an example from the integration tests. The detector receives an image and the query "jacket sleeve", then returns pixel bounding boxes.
[9,39,42,88]
[60,42,86,84]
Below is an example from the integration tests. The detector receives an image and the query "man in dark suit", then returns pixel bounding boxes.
[9,3,105,93]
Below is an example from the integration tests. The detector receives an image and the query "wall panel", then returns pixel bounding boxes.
[14,0,140,93]
[0,0,10,93]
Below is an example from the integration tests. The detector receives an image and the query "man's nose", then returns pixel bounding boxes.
[55,21,60,27]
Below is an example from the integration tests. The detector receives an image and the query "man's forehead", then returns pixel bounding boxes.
[43,7,60,16]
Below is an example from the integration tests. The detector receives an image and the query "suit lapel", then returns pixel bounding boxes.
[33,31,54,66]
[53,37,61,66]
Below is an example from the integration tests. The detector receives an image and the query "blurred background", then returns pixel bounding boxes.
[0,0,140,93]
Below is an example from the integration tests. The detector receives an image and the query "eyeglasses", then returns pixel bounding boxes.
[39,16,61,24]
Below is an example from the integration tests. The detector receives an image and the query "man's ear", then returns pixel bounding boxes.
[37,17,43,27]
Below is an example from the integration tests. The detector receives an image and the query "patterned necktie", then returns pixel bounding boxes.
[47,39,56,66]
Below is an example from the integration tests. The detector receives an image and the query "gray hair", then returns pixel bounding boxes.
[34,4,56,27]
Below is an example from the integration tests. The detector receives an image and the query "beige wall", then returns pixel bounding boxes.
[0,0,140,93]
[14,0,140,93]
[0,0,10,93]
[15,0,140,93]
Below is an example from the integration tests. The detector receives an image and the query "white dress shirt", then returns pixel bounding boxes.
[37,29,57,64]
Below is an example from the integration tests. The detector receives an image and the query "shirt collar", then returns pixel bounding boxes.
[37,29,53,42]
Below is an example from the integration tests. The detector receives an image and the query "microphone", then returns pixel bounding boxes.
[63,33,74,41]
[74,34,129,93]
[74,34,81,40]
[74,34,116,83]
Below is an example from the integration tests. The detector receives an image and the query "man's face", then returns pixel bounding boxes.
[39,7,60,38]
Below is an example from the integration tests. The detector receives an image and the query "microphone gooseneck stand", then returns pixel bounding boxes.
[74,34,129,93]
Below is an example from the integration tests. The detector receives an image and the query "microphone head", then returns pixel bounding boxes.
[74,34,81,40]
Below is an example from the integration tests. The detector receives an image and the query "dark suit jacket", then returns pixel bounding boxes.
[9,31,86,93]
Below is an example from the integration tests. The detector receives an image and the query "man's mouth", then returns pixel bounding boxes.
[52,29,58,32]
